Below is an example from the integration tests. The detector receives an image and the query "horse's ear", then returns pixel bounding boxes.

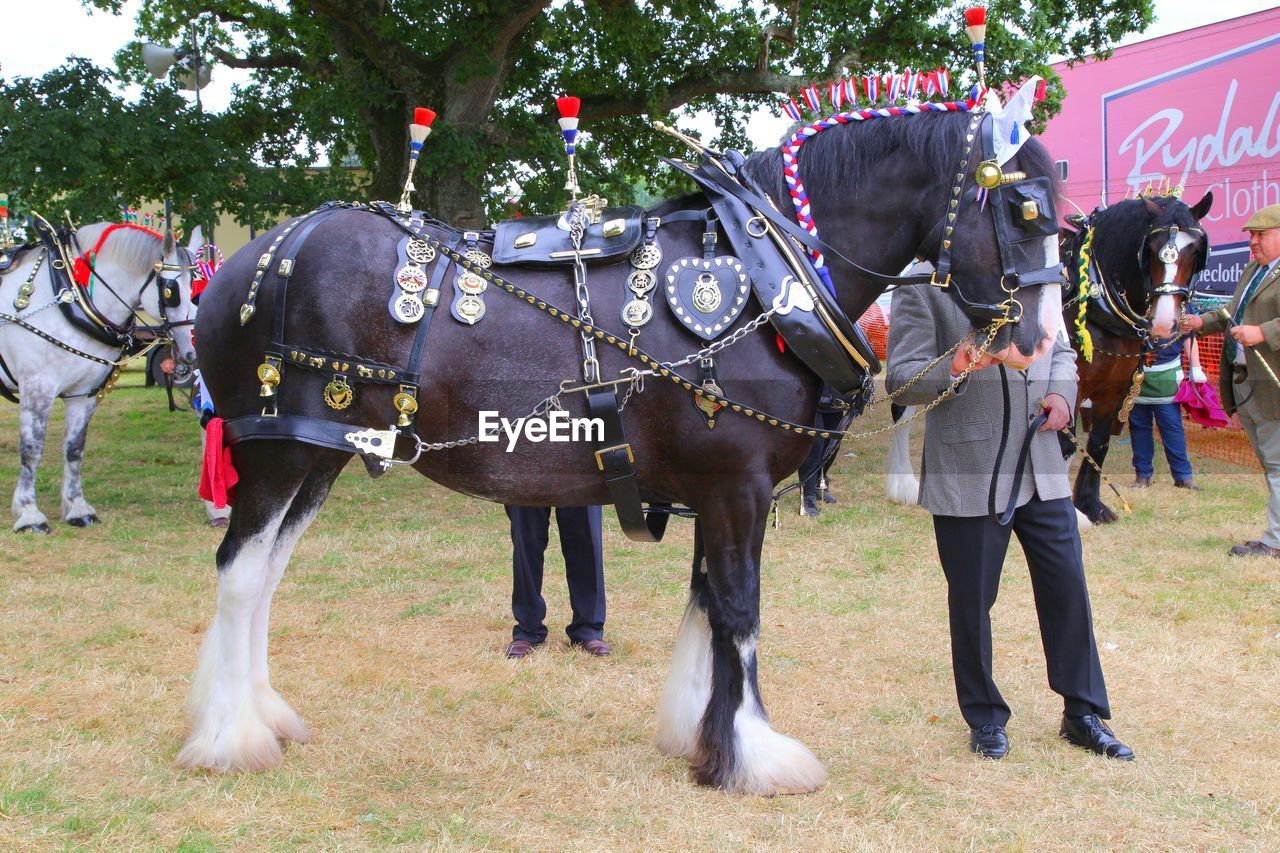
[1190,191,1213,221]
[162,228,177,256]
[187,225,204,249]
[1143,199,1162,218]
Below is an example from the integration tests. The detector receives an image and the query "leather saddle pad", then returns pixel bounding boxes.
[492,205,643,266]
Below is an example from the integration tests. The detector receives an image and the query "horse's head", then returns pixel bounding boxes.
[1086,192,1213,341]
[1138,193,1213,338]
[938,131,1064,370]
[146,226,202,367]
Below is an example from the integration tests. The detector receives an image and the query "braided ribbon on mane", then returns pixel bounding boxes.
[779,92,986,292]
[1075,227,1095,362]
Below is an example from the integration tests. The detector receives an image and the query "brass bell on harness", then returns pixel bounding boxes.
[393,389,419,427]
[257,361,281,397]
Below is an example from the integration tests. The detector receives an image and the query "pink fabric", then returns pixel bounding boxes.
[198,418,239,508]
[1174,379,1230,429]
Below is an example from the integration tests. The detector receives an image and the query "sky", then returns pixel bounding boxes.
[2,0,1277,148]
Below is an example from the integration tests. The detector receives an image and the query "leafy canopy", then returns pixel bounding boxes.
[9,1,1153,227]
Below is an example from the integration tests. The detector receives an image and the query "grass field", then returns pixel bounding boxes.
[1,367,1278,849]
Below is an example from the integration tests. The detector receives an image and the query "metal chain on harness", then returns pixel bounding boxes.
[568,203,600,384]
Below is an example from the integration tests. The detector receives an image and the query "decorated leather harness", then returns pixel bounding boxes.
[219,101,1066,537]
[0,215,190,404]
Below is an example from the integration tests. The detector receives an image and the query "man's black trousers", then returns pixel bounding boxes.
[932,495,1110,728]
[506,505,605,645]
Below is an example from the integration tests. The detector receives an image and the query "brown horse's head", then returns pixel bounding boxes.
[1141,192,1213,338]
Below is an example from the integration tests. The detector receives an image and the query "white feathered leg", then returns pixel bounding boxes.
[728,635,827,795]
[655,598,713,758]
[884,406,920,505]
[178,506,291,772]
[12,384,55,533]
[249,501,328,746]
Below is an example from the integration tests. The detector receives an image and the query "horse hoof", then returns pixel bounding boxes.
[16,522,52,535]
[208,517,230,528]
[1091,506,1118,525]
[67,514,100,528]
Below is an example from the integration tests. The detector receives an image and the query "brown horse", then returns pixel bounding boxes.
[1060,193,1213,523]
[182,111,1063,794]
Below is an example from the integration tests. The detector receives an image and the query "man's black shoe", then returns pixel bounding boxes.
[800,491,821,517]
[969,724,1009,759]
[1060,714,1135,760]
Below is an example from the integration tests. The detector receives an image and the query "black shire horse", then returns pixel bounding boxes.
[1061,192,1212,523]
[184,111,1061,794]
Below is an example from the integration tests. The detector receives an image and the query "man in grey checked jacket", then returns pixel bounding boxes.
[886,281,1133,762]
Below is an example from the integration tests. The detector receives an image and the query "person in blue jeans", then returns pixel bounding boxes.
[1130,337,1202,490]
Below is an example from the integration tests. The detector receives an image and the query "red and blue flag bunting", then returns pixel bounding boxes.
[903,70,919,100]
[885,72,901,103]
[862,74,879,103]
[802,85,822,113]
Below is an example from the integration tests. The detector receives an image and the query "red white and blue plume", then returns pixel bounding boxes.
[409,107,436,160]
[781,97,803,122]
[556,95,582,197]
[842,77,858,106]
[397,105,437,214]
[828,80,844,111]
[966,6,987,87]
[556,95,580,155]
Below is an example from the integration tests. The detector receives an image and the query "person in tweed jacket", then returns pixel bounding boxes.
[887,281,1133,762]
[1181,204,1280,558]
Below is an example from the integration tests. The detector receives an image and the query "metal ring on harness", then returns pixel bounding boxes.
[745,216,768,238]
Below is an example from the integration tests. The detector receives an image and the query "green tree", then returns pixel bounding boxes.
[0,59,359,232]
[65,1,1156,227]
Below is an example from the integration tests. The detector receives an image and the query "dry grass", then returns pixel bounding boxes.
[1,369,1278,849]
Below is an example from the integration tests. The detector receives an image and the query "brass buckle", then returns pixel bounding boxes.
[594,443,634,471]
[930,271,951,288]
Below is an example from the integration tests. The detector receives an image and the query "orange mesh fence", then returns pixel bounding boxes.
[862,296,1261,470]
[857,303,889,361]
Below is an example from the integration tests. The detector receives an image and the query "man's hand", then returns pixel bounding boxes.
[950,342,998,377]
[1230,324,1266,347]
[1179,313,1204,333]
[1039,393,1071,432]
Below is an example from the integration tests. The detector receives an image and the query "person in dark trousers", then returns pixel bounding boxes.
[886,282,1133,762]
[798,387,849,517]
[504,505,611,659]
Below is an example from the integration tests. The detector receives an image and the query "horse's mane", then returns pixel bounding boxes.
[78,222,165,275]
[742,109,1059,209]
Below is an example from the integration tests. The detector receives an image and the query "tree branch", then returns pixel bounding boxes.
[208,46,308,71]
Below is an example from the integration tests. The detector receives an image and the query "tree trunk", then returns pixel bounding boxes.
[425,168,487,228]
